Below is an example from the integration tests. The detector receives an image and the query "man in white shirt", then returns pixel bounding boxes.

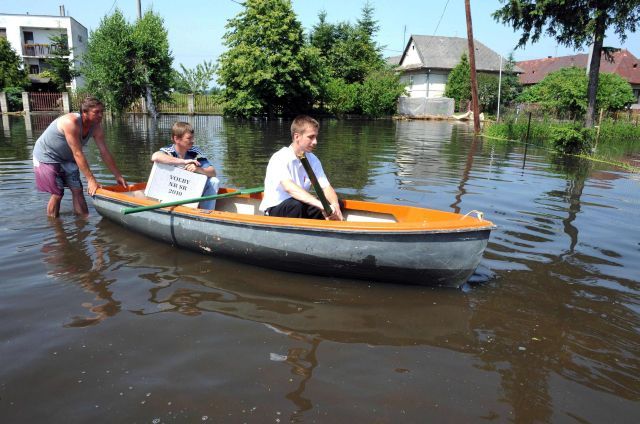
[259,115,343,220]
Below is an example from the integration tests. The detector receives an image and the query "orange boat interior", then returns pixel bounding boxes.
[99,183,495,232]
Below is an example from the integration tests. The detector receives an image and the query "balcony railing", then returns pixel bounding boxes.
[22,43,67,57]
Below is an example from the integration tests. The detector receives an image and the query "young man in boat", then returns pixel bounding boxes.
[151,121,220,210]
[259,115,343,220]
[32,96,128,218]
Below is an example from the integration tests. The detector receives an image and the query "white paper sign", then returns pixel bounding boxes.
[144,162,208,208]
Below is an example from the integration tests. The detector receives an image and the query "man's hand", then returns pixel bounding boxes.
[87,177,101,196]
[115,175,128,188]
[183,159,200,173]
[323,203,344,221]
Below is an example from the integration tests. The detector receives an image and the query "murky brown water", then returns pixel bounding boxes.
[1,114,639,422]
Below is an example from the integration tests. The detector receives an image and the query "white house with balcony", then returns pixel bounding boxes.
[0,11,88,90]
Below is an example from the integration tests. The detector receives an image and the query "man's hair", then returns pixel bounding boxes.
[172,121,194,139]
[80,96,104,113]
[291,115,319,138]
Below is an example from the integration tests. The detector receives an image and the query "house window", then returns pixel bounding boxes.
[29,64,40,74]
[409,75,414,88]
[0,28,6,38]
[23,31,34,44]
[77,34,83,43]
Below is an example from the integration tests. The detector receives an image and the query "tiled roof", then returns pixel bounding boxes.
[516,49,640,85]
[398,35,523,73]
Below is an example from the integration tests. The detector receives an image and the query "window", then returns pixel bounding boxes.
[29,64,40,74]
[77,34,83,43]
[0,28,6,38]
[23,31,34,43]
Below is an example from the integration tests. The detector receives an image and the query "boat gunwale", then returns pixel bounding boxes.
[95,185,496,235]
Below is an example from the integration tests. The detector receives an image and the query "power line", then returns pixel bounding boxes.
[106,0,118,15]
[433,0,451,35]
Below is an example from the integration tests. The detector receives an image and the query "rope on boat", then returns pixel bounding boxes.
[463,210,484,221]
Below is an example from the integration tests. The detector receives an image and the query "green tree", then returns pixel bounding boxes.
[177,61,217,94]
[83,9,173,114]
[444,53,471,110]
[310,4,384,84]
[133,10,174,118]
[0,37,28,89]
[83,10,137,112]
[518,66,634,115]
[500,53,522,106]
[358,68,406,117]
[217,0,322,118]
[596,72,636,111]
[519,67,588,116]
[493,0,640,127]
[477,73,499,113]
[45,33,79,91]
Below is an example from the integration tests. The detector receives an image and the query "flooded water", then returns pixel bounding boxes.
[1,114,638,422]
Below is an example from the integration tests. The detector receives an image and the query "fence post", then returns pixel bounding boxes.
[140,96,148,114]
[61,92,70,113]
[0,92,7,113]
[188,94,195,115]
[22,92,30,113]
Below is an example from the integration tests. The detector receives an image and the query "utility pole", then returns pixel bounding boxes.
[137,0,142,20]
[464,0,480,134]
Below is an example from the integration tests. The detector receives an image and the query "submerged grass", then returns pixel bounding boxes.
[483,118,640,173]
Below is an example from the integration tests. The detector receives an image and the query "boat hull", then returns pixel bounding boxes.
[93,190,491,288]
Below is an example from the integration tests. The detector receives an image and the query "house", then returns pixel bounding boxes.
[395,35,521,99]
[0,9,87,90]
[516,50,640,109]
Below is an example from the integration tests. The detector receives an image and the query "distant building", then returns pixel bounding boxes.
[394,35,522,99]
[0,9,87,90]
[516,50,640,109]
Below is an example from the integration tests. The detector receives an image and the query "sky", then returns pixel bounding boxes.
[2,0,639,70]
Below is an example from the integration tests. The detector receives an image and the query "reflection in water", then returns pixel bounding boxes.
[42,219,121,327]
[2,115,639,421]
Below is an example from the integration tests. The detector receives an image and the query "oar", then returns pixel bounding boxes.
[298,154,332,215]
[121,186,264,215]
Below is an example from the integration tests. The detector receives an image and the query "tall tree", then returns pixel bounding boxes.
[217,0,322,118]
[444,53,471,111]
[493,0,640,127]
[83,8,173,114]
[83,10,137,112]
[177,61,217,94]
[133,10,174,118]
[45,33,79,91]
[0,37,28,89]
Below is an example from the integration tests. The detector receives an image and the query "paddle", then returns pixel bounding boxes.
[298,154,332,216]
[121,186,264,215]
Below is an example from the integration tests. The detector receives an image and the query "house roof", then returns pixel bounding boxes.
[516,49,640,85]
[398,35,523,73]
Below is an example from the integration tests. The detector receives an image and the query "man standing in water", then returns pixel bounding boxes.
[32,97,127,217]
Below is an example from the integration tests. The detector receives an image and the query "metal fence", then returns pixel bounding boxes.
[29,92,63,112]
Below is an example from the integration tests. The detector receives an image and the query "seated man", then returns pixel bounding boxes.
[151,121,220,210]
[259,115,343,220]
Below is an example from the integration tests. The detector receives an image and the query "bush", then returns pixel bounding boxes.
[358,69,405,118]
[324,78,358,116]
[4,86,24,111]
[550,126,593,154]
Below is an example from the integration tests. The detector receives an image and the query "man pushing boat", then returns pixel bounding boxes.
[259,115,343,220]
[32,97,127,217]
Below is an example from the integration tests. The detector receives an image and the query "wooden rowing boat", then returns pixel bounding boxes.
[93,183,495,288]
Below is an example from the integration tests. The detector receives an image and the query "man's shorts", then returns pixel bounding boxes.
[33,158,83,196]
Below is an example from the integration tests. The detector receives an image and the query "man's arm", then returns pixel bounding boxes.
[281,179,325,211]
[151,151,215,177]
[92,124,127,190]
[60,115,101,195]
